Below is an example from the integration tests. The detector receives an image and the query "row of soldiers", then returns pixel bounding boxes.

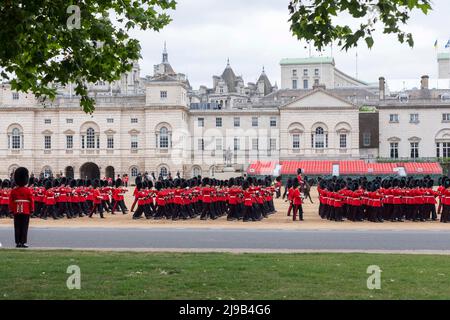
[0,177,129,219]
[317,176,450,223]
[131,176,277,222]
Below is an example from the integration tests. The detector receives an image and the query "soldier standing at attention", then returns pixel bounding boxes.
[9,167,34,248]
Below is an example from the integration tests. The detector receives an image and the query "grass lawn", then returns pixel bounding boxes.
[1,250,450,300]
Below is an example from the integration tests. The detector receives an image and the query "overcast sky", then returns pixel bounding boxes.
[130,0,450,90]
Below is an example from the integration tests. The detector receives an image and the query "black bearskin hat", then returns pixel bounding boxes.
[14,167,29,187]
[115,178,123,188]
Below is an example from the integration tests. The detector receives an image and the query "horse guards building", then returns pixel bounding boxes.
[1,45,450,180]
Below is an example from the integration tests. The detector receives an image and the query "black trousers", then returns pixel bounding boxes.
[14,214,30,245]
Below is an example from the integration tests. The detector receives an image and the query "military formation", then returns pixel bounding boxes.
[0,172,277,223]
[131,176,277,222]
[316,176,450,223]
[0,175,129,220]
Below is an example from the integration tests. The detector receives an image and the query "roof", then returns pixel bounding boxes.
[247,161,278,175]
[280,57,334,66]
[247,160,442,176]
[221,65,238,93]
[437,53,449,60]
[257,70,273,95]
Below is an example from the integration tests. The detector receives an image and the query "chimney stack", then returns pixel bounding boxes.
[379,77,385,100]
[421,75,429,90]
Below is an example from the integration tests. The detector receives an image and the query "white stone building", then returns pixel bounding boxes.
[1,47,449,179]
[378,76,450,160]
[280,57,370,90]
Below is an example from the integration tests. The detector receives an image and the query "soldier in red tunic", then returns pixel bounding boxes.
[9,167,34,248]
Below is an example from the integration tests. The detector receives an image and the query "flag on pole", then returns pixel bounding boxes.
[445,39,450,48]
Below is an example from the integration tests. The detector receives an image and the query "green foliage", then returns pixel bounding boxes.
[288,0,432,51]
[0,0,176,113]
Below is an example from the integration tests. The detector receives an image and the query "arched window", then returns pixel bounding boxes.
[130,167,139,177]
[43,167,52,178]
[313,127,327,149]
[86,128,96,149]
[11,128,22,149]
[159,127,169,148]
[192,166,202,177]
[159,166,168,178]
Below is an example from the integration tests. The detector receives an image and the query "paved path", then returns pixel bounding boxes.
[1,227,450,253]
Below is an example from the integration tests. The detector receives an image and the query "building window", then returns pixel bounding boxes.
[363,132,371,147]
[86,128,96,149]
[270,117,277,127]
[292,69,297,77]
[198,138,205,151]
[270,138,277,151]
[216,138,222,151]
[234,117,240,127]
[131,118,138,124]
[389,114,399,123]
[444,143,450,158]
[339,134,347,149]
[131,135,138,149]
[10,128,22,149]
[12,92,19,100]
[437,142,450,158]
[410,142,419,159]
[293,134,300,149]
[252,117,258,127]
[216,117,222,127]
[159,127,169,148]
[292,79,297,89]
[131,167,139,177]
[410,113,419,123]
[303,69,308,76]
[44,119,51,124]
[314,127,326,149]
[315,69,319,76]
[107,118,114,124]
[44,136,51,149]
[314,79,319,86]
[107,136,114,149]
[442,113,450,122]
[234,138,240,151]
[66,119,73,124]
[198,117,204,127]
[252,138,259,151]
[303,79,308,89]
[66,136,73,149]
[160,91,167,99]
[390,142,399,159]
[43,167,52,178]
[159,166,168,178]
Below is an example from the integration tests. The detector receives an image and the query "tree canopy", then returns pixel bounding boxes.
[288,0,432,51]
[0,0,176,113]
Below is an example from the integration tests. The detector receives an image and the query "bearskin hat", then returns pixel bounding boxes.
[13,167,29,187]
[2,179,10,188]
[115,178,122,188]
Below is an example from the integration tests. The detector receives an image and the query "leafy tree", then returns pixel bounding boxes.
[0,0,176,113]
[288,0,432,51]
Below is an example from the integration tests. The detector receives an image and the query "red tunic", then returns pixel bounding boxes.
[9,187,34,215]
[292,188,302,206]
